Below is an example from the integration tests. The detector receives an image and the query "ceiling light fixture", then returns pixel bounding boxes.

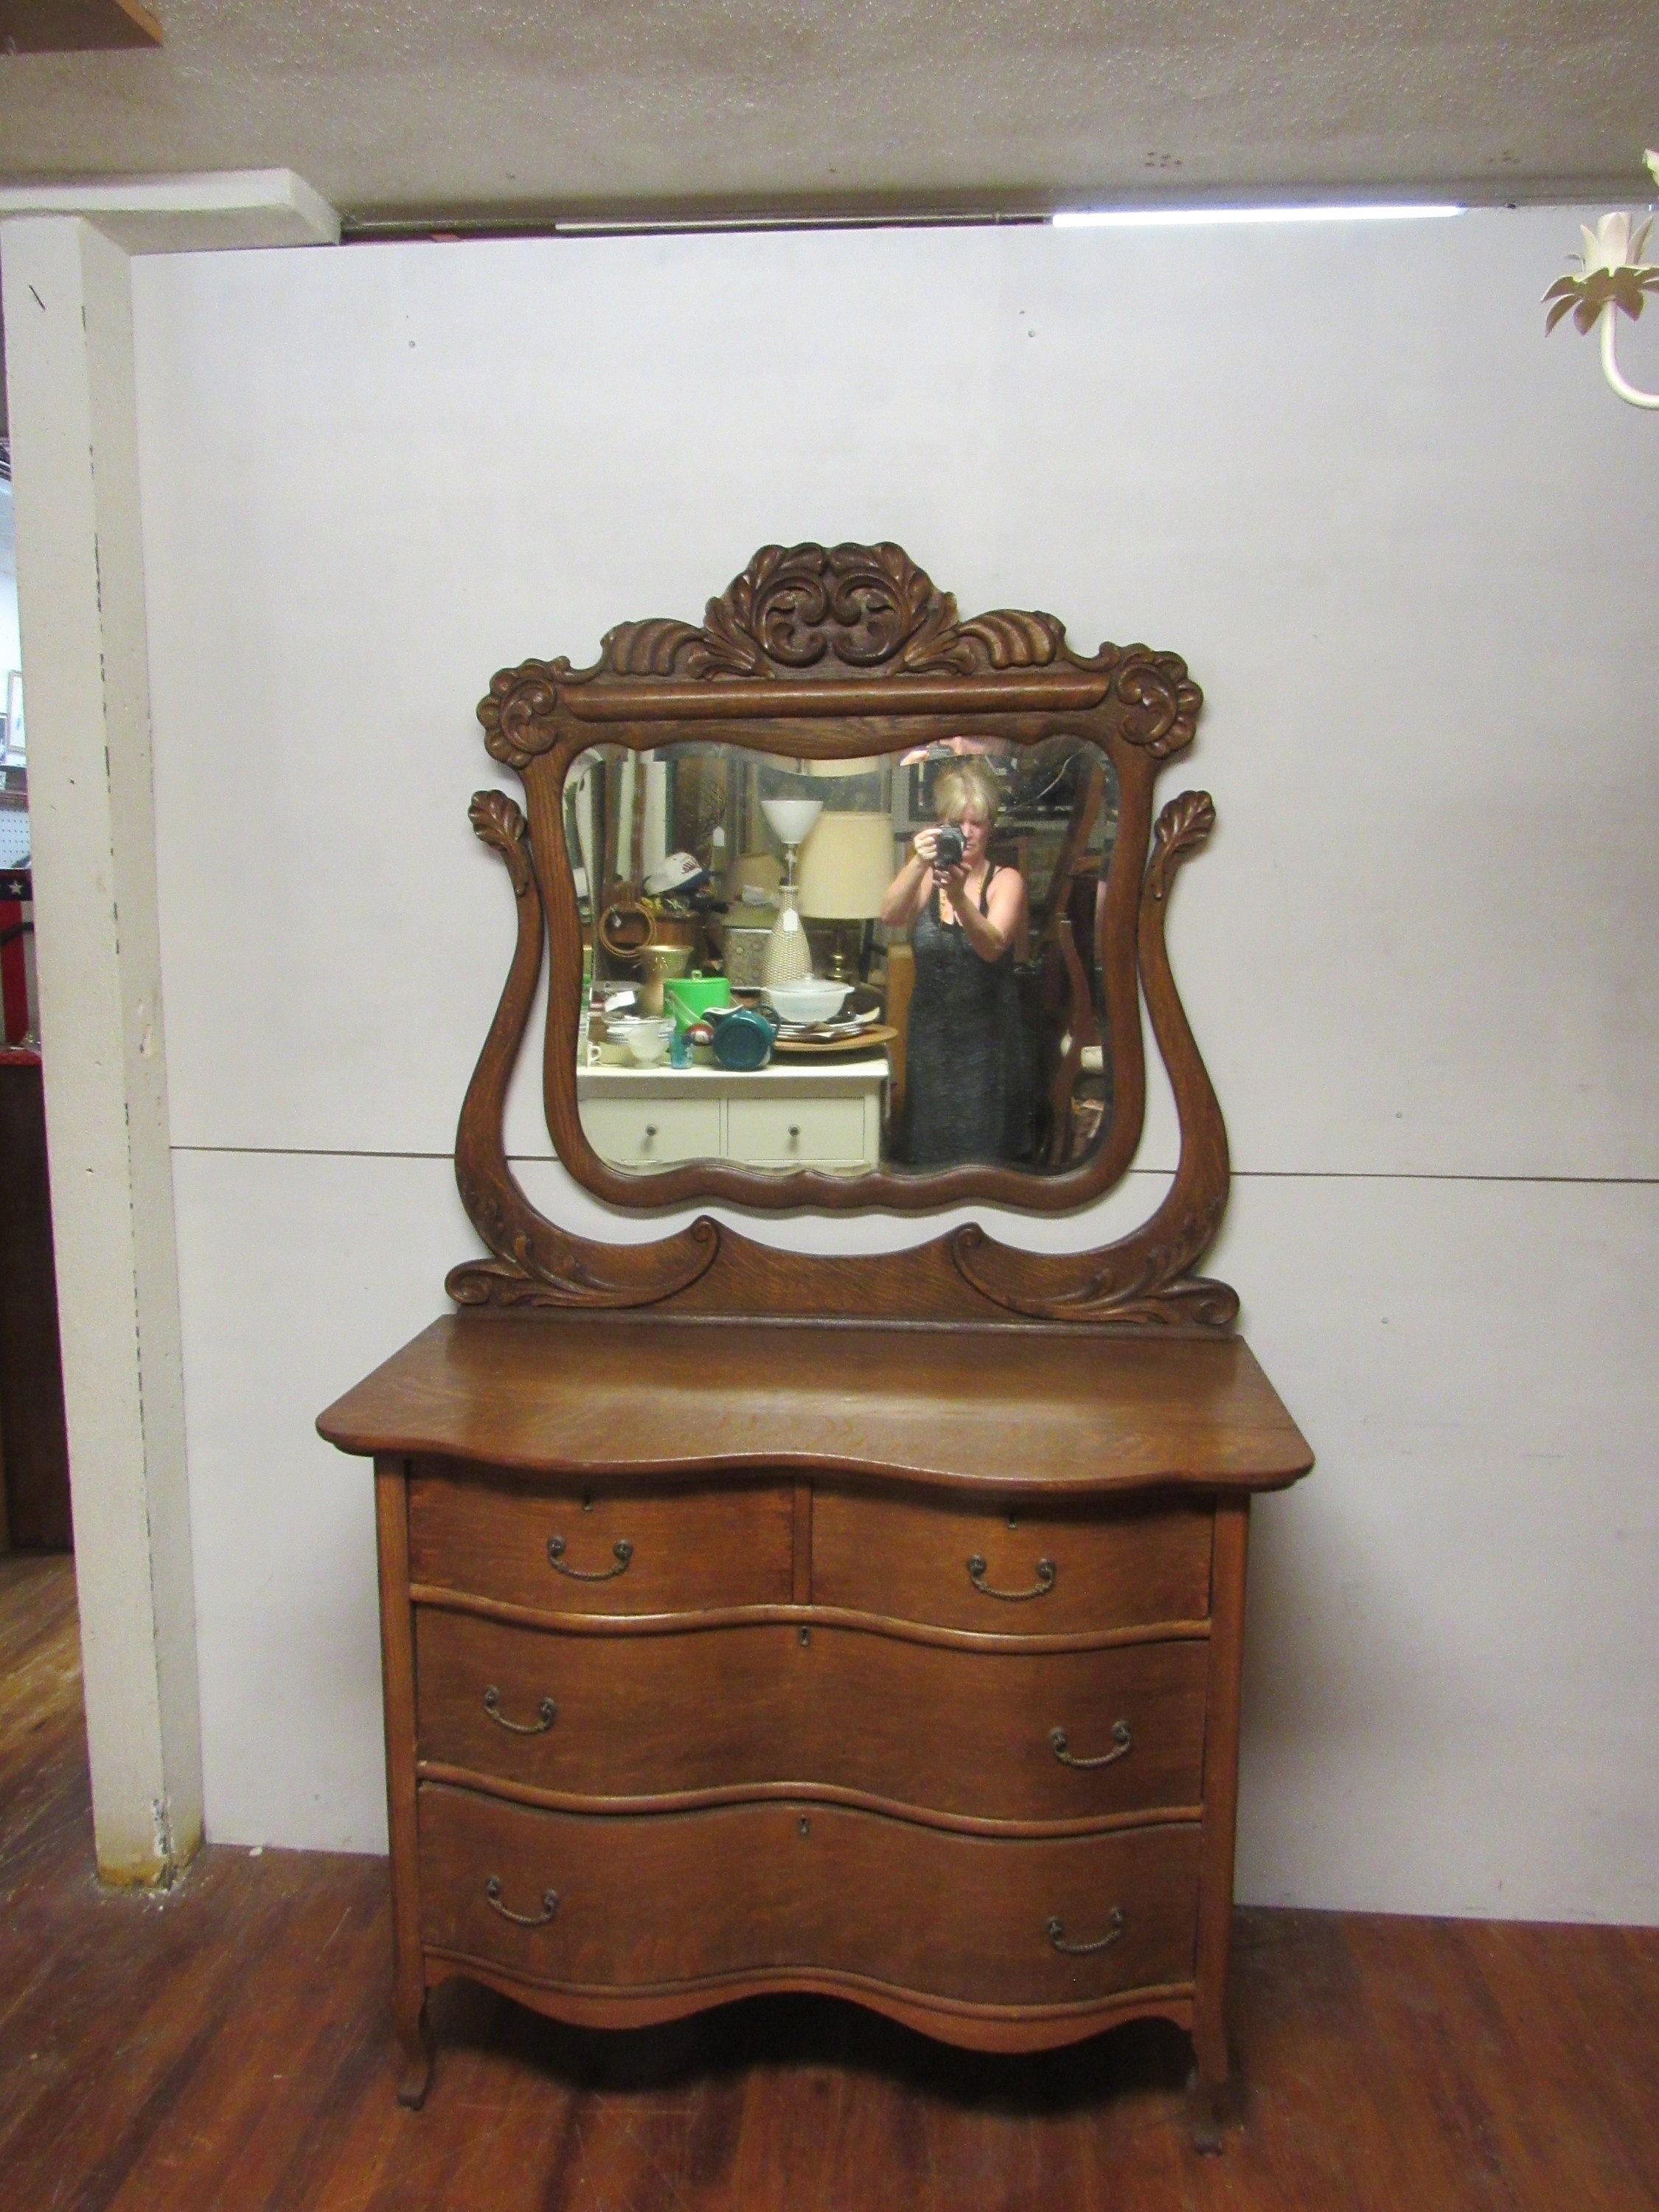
[1543,150,1659,410]
[1051,204,1464,229]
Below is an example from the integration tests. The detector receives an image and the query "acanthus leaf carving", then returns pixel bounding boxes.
[467,788,532,897]
[587,543,1088,681]
[477,549,1165,726]
[1146,788,1216,904]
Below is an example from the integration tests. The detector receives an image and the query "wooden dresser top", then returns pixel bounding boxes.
[317,1318,1312,1498]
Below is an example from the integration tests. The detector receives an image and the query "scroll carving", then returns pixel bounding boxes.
[600,541,1082,681]
[446,789,720,1311]
[1113,653,1203,759]
[950,790,1237,1327]
[478,661,571,772]
[453,542,1234,1326]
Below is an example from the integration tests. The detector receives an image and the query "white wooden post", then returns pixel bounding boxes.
[0,174,338,1884]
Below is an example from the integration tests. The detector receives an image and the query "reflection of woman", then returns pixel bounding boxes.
[880,760,1035,1167]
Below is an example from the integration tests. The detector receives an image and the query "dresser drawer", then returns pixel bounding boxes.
[812,1490,1214,1635]
[578,1095,721,1167]
[417,1611,1208,1823]
[407,1471,795,1616]
[419,1786,1200,2008]
[726,1093,874,1166]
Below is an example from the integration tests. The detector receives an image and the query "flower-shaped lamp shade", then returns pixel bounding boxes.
[1545,208,1658,335]
[1545,160,1659,410]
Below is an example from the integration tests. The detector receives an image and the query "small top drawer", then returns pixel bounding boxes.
[811,1489,1214,1636]
[407,1467,795,1616]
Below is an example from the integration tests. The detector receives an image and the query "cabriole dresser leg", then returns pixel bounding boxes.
[1186,2056,1225,2155]
[394,1991,435,2110]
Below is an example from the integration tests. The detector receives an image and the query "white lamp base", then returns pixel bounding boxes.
[763,886,813,986]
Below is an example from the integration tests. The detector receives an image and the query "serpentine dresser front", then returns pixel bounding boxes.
[318,1314,1312,2143]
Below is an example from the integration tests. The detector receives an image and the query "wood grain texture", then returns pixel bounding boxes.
[414,1610,1211,1828]
[407,1466,796,1614]
[810,1488,1213,1634]
[373,1459,433,2105]
[1192,1498,1251,2135]
[446,788,719,1313]
[417,1787,1202,2014]
[318,1319,1314,1494]
[7,1558,1659,2211]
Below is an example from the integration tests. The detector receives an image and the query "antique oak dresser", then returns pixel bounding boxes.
[318,543,1312,2150]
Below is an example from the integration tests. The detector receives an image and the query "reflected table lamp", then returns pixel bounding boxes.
[796,813,895,982]
[758,796,823,986]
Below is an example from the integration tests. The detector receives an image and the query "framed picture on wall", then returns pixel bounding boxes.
[2,672,21,764]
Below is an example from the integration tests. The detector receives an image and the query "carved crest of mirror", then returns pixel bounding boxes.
[450,541,1234,1329]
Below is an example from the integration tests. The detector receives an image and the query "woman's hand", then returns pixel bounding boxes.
[879,832,936,926]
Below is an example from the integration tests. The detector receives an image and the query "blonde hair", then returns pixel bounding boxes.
[933,759,1001,827]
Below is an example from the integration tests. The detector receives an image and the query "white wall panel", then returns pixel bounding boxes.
[131,212,1659,1916]
[133,212,1659,1182]
[1228,1174,1659,1922]
[171,1147,472,1851]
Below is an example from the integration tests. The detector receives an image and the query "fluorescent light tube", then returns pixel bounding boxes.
[1051,204,1464,229]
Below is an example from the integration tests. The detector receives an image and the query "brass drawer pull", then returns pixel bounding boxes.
[482,1686,556,1735]
[547,1534,634,1582]
[485,1875,559,1927]
[1046,1906,1124,1956]
[1049,1719,1131,1770]
[966,1554,1056,1601]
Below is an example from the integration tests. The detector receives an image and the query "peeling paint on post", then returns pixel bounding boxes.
[0,214,202,1887]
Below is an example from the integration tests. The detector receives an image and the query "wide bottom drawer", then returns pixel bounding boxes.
[418,1786,1200,2010]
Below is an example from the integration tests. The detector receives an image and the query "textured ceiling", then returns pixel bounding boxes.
[1,1,1657,224]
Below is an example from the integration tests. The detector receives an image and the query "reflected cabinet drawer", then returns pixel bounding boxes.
[811,1490,1214,1636]
[726,1093,877,1168]
[414,1610,1211,1822]
[407,1468,796,1615]
[418,1785,1200,2008]
[578,1096,721,1167]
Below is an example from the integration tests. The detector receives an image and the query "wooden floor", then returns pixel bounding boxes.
[2,1552,1656,2211]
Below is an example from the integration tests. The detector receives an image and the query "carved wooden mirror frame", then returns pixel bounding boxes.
[448,542,1235,1329]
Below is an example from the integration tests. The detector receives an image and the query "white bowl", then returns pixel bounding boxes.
[611,1016,674,1064]
[763,978,852,1024]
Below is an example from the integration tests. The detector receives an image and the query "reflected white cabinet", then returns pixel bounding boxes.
[577,1056,888,1172]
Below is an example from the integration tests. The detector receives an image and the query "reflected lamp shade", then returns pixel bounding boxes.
[796,813,895,919]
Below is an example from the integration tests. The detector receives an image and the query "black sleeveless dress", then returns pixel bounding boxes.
[902,866,1035,1168]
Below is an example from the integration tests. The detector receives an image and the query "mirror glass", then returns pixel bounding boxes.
[563,737,1119,1178]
